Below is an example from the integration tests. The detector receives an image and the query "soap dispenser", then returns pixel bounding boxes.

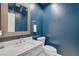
[32,20,37,40]
[32,20,37,35]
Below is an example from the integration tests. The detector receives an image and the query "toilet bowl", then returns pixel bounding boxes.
[37,37,59,56]
[43,45,57,56]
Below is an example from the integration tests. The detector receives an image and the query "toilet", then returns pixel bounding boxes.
[37,37,61,56]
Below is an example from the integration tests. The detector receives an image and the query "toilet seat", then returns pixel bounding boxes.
[43,45,57,56]
[44,45,57,51]
[37,37,61,56]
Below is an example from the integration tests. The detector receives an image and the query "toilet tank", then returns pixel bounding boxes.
[37,37,46,45]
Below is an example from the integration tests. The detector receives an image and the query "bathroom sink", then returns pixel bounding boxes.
[0,46,5,49]
[4,40,35,48]
[0,39,40,50]
[14,41,34,47]
[0,37,43,56]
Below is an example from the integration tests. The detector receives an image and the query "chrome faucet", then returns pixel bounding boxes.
[19,37,25,43]
[16,37,23,45]
[0,46,4,49]
[19,39,23,43]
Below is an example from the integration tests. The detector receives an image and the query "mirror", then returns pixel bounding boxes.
[1,3,30,37]
[8,3,28,32]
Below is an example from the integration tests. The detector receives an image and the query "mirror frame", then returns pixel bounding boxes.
[0,4,1,30]
[1,3,30,37]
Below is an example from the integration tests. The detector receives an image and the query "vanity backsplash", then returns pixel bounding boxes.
[0,34,31,42]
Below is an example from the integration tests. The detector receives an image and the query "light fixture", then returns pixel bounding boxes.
[15,13,21,19]
[51,4,63,15]
[29,4,35,11]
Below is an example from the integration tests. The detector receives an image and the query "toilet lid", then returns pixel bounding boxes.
[44,45,57,52]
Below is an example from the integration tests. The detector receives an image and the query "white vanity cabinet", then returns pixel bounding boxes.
[0,37,43,56]
[19,45,43,56]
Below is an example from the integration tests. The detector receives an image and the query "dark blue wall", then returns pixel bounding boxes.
[30,3,79,56]
[43,3,79,56]
[30,4,43,36]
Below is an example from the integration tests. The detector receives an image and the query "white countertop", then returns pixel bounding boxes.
[0,37,43,56]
